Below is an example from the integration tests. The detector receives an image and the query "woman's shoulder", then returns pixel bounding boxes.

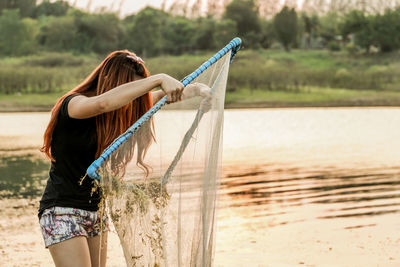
[59,94,81,120]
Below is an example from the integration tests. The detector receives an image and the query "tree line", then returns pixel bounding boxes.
[1,0,400,57]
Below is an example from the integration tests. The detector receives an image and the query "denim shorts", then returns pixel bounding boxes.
[39,206,109,248]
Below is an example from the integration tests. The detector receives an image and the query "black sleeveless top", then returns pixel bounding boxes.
[38,94,101,217]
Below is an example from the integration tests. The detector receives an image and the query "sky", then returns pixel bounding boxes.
[66,0,304,17]
[67,0,183,17]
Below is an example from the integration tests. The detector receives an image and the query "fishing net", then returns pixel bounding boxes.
[88,38,241,266]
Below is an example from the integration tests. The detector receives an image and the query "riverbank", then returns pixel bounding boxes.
[1,49,400,111]
[225,87,400,108]
[1,87,400,112]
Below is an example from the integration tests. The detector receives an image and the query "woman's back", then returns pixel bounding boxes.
[39,94,100,217]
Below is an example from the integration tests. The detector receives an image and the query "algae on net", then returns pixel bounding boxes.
[101,175,171,217]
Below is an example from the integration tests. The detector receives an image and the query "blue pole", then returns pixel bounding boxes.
[87,37,242,180]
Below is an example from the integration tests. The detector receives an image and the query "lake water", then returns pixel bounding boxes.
[1,108,400,266]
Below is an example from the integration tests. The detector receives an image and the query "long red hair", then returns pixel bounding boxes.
[41,50,153,165]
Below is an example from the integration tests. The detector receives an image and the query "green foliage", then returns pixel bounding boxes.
[214,19,238,49]
[38,15,77,51]
[345,43,358,55]
[226,49,400,91]
[328,41,341,51]
[78,13,124,54]
[162,17,195,55]
[0,53,96,94]
[36,9,123,54]
[0,65,65,94]
[2,3,400,109]
[224,87,400,108]
[191,17,237,51]
[340,10,366,36]
[318,12,341,44]
[125,7,167,57]
[259,19,275,49]
[274,6,298,51]
[340,8,400,53]
[147,53,208,80]
[341,10,374,51]
[224,0,261,48]
[301,13,319,49]
[2,49,400,96]
[2,2,400,58]
[33,0,69,18]
[24,52,84,67]
[0,9,38,56]
[372,8,400,52]
[192,17,217,51]
[0,0,36,17]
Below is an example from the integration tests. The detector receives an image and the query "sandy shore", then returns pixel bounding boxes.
[0,198,127,267]
[1,197,399,267]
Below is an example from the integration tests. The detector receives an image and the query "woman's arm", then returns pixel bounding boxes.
[68,74,184,119]
[151,89,166,104]
[151,82,212,105]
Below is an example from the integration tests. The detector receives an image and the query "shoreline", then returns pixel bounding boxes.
[2,87,400,112]
[1,101,399,112]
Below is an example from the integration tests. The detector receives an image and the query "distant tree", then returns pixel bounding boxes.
[371,8,400,52]
[0,0,36,17]
[214,19,238,48]
[192,17,217,51]
[318,11,340,45]
[340,10,366,36]
[0,9,38,55]
[122,14,135,25]
[38,15,77,52]
[340,10,374,51]
[259,19,275,49]
[162,16,195,54]
[273,6,298,51]
[78,13,124,54]
[20,17,39,53]
[224,0,261,48]
[64,9,93,53]
[301,13,319,49]
[33,0,70,18]
[125,7,168,57]
[50,9,123,54]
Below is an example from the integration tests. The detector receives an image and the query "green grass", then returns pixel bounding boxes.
[2,86,400,111]
[225,87,400,108]
[1,49,400,110]
[256,49,340,69]
[0,93,63,111]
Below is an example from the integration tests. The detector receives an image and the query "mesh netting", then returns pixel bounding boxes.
[94,51,232,266]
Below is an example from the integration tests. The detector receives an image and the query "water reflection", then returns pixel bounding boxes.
[2,151,397,231]
[0,154,49,198]
[221,164,400,224]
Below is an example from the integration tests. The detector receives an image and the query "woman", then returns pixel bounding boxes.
[38,50,208,267]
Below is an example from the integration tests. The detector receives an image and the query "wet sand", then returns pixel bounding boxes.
[0,197,124,267]
[1,194,399,267]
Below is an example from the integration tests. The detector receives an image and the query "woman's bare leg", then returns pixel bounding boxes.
[49,236,91,267]
[87,232,108,267]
